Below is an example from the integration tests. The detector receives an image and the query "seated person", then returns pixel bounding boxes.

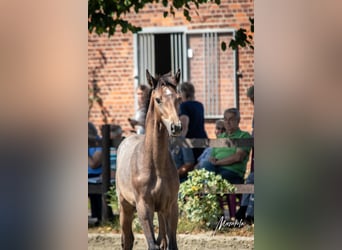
[202,108,252,219]
[236,85,254,224]
[170,141,195,183]
[88,122,103,222]
[195,119,226,169]
[109,124,125,179]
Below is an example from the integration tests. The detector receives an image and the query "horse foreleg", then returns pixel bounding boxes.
[136,201,160,250]
[165,201,178,250]
[157,213,167,250]
[119,196,135,250]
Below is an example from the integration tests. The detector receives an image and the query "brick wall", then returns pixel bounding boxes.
[88,0,254,139]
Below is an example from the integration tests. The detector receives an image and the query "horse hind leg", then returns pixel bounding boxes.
[157,213,167,250]
[119,196,135,250]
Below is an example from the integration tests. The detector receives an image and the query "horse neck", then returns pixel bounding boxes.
[144,106,169,166]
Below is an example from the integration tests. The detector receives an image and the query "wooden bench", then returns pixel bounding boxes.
[233,184,254,194]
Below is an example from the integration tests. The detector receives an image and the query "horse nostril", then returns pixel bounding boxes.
[171,123,182,134]
[176,125,182,133]
[171,124,175,133]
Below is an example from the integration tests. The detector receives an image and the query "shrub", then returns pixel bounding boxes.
[178,169,236,227]
[107,186,119,213]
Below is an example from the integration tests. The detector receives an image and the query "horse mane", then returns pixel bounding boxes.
[144,87,153,115]
[154,72,177,91]
[145,71,177,113]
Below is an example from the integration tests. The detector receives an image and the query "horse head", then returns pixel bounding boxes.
[146,69,182,137]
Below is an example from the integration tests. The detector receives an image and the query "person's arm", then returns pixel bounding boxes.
[88,150,102,169]
[177,147,195,178]
[210,148,247,166]
[129,118,146,126]
[179,114,189,137]
[129,108,146,127]
[178,162,195,178]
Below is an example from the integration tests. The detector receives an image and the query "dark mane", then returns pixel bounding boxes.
[155,72,177,91]
[144,88,153,115]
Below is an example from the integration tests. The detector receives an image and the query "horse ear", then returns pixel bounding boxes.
[175,69,181,84]
[146,69,157,89]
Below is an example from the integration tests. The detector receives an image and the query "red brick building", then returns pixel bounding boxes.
[88,0,254,139]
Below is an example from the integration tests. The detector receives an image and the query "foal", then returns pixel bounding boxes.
[116,70,182,250]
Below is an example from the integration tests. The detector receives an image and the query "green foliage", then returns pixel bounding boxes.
[224,17,254,51]
[178,169,236,227]
[107,185,119,213]
[88,0,219,36]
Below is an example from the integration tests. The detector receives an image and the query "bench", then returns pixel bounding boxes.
[233,184,254,194]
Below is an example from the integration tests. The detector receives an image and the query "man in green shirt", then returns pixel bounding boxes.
[206,108,252,183]
[201,108,252,219]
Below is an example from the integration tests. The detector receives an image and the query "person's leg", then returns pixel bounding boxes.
[219,169,244,219]
[236,172,254,221]
[88,174,103,222]
[199,160,217,173]
[246,194,254,217]
[192,148,204,165]
[89,194,102,222]
[245,192,254,224]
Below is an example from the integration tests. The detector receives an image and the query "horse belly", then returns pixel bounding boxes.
[116,135,144,205]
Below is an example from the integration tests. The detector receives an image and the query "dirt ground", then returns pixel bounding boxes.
[88,233,254,250]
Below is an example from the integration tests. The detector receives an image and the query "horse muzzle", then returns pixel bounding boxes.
[170,122,182,136]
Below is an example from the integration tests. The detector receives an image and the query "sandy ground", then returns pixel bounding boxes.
[88,233,254,250]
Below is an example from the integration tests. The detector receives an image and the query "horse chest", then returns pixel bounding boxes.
[151,179,173,210]
[134,176,176,204]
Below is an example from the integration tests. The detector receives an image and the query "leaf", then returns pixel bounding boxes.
[221,41,227,51]
[249,17,254,25]
[170,6,175,16]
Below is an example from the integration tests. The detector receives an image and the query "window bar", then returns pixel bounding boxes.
[178,33,182,75]
[214,32,218,116]
[204,33,208,116]
[138,35,144,109]
[182,33,188,81]
[175,34,179,74]
[151,34,155,76]
[208,32,213,116]
[202,33,206,116]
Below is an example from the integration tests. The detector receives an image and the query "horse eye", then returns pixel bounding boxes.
[155,98,161,104]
